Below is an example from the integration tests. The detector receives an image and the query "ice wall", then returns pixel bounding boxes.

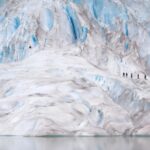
[0,0,149,75]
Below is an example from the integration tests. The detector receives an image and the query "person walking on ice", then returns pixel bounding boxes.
[144,74,147,80]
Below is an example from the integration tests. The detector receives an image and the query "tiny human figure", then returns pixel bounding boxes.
[144,74,147,80]
[137,74,139,79]
[29,46,32,49]
[123,72,125,77]
[126,73,128,78]
[131,73,133,79]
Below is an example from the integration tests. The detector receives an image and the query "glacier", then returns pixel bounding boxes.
[0,0,150,136]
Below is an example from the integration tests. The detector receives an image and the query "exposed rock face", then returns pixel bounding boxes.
[0,0,150,136]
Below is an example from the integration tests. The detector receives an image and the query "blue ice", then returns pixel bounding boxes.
[6,17,20,37]
[31,35,38,46]
[42,8,54,31]
[121,8,128,22]
[87,0,129,34]
[104,13,112,26]
[13,17,20,30]
[101,1,121,27]
[80,27,88,42]
[88,0,104,19]
[110,81,124,101]
[123,23,129,36]
[0,15,4,23]
[0,0,5,7]
[124,42,129,51]
[73,0,82,4]
[65,5,81,41]
[4,87,13,97]
[2,45,15,62]
[8,45,15,61]
[0,43,27,63]
[0,51,4,63]
[65,5,88,42]
[18,44,26,60]
[95,75,103,81]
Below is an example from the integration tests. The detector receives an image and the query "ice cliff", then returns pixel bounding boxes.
[0,0,150,136]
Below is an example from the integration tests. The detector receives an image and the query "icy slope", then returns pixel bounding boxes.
[0,0,150,136]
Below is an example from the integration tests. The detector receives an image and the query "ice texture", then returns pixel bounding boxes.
[0,0,150,136]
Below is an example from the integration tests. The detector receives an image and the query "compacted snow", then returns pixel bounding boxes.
[0,0,150,136]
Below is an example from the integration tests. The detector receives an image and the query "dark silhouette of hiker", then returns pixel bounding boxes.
[131,73,133,79]
[123,72,125,77]
[144,74,147,80]
[29,46,32,49]
[126,73,128,78]
[137,74,139,79]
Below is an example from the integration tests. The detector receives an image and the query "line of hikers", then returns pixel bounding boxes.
[122,72,147,80]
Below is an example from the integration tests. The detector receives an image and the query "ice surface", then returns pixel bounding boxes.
[0,0,150,136]
[40,8,54,32]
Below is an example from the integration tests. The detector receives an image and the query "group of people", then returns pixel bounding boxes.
[122,72,147,80]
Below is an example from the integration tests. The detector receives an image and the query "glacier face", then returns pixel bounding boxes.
[0,0,150,136]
